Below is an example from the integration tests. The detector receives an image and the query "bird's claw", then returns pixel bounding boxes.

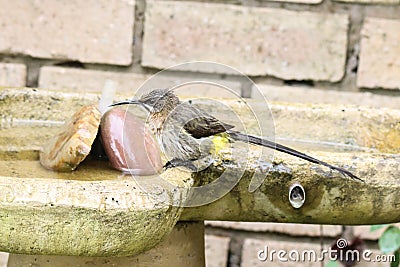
[163,161,174,170]
[163,158,197,172]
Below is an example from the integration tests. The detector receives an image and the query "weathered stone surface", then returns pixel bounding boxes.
[142,1,348,81]
[206,222,341,237]
[241,238,324,266]
[0,165,191,256]
[4,87,400,155]
[358,18,400,90]
[269,104,400,154]
[0,63,26,87]
[39,66,242,97]
[182,150,400,224]
[1,88,400,226]
[7,222,205,267]
[0,0,134,65]
[0,88,193,256]
[252,84,400,109]
[205,235,230,267]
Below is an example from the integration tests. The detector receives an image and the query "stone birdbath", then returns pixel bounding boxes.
[0,87,399,266]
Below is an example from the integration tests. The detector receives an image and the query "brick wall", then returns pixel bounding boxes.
[1,0,399,266]
[1,0,399,92]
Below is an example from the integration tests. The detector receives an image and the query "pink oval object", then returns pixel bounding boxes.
[101,108,162,175]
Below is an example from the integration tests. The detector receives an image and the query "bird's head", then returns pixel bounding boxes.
[110,89,179,114]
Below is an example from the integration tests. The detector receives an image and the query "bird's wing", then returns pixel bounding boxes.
[180,105,235,139]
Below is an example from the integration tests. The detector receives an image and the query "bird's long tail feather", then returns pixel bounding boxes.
[227,130,362,182]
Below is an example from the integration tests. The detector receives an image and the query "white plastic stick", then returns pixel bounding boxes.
[98,79,117,115]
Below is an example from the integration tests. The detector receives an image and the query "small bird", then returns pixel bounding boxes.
[111,89,362,182]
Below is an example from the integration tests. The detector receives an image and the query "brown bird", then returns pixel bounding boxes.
[111,89,362,182]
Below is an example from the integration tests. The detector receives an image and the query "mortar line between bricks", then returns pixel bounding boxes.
[344,6,365,91]
[227,235,243,267]
[132,0,146,68]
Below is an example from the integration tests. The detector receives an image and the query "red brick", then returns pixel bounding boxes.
[0,252,8,266]
[358,18,400,90]
[142,1,348,82]
[0,0,134,65]
[0,63,26,87]
[205,235,230,267]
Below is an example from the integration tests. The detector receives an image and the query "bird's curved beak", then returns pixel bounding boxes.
[109,100,151,112]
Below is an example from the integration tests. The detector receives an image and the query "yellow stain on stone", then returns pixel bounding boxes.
[365,124,400,153]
